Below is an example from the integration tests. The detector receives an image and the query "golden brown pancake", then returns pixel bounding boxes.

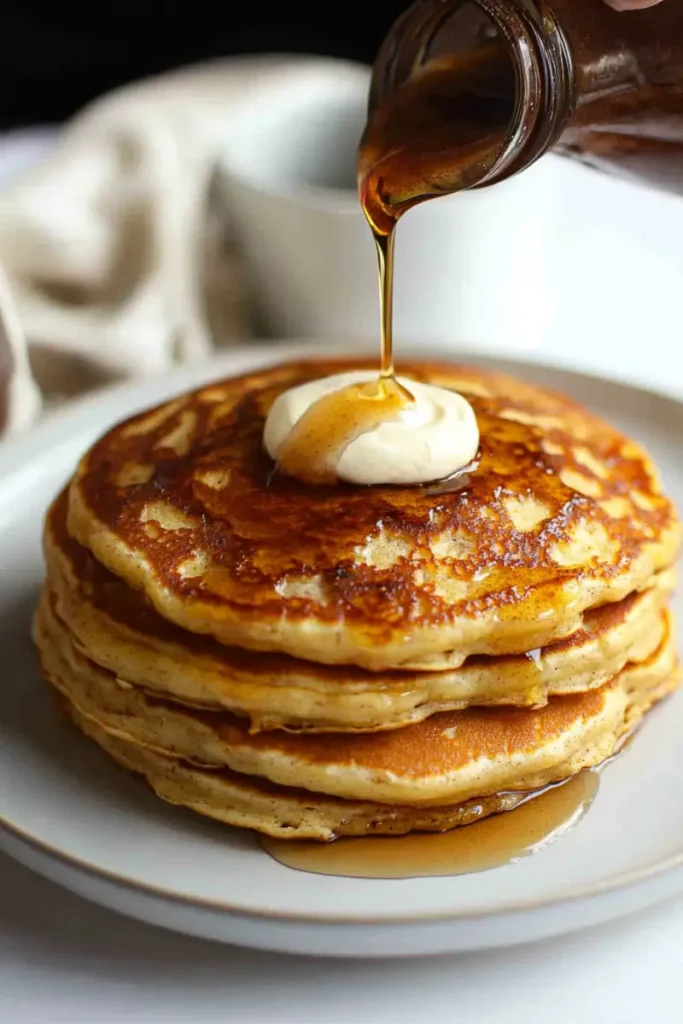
[35,590,678,808]
[61,703,547,840]
[34,357,682,843]
[45,491,673,729]
[66,358,681,671]
[53,644,679,841]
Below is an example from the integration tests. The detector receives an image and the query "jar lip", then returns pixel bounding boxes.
[470,0,575,187]
[467,0,544,186]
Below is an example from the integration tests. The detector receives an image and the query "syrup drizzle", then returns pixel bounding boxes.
[261,771,599,879]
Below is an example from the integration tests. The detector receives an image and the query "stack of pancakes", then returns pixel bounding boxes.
[34,360,681,841]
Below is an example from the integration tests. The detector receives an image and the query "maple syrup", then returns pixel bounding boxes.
[276,14,514,484]
[264,0,680,877]
[276,373,414,485]
[275,208,414,484]
[342,0,683,491]
[261,770,599,879]
[302,8,517,490]
[358,41,516,236]
[361,0,683,222]
[279,37,503,487]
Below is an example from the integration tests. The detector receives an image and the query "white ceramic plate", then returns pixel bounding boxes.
[0,342,682,959]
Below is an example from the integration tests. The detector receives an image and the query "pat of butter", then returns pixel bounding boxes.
[264,371,480,486]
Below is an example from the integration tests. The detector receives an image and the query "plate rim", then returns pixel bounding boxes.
[2,759,683,926]
[1,339,681,928]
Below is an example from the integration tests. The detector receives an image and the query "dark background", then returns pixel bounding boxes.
[1,5,408,129]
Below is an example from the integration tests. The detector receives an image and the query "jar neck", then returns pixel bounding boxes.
[361,0,576,220]
[475,0,575,186]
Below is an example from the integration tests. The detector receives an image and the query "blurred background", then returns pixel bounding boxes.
[0,1,682,439]
[0,5,400,128]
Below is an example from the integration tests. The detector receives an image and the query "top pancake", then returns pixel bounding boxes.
[67,358,681,671]
[46,491,673,731]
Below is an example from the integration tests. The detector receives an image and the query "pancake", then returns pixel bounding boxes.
[66,358,681,671]
[61,704,548,840]
[45,491,674,729]
[53,643,679,840]
[35,591,678,807]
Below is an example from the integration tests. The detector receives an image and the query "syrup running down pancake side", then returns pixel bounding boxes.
[260,771,600,879]
[36,355,681,866]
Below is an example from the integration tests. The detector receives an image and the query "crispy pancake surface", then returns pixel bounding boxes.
[46,492,674,729]
[52,647,678,841]
[36,592,677,810]
[66,359,681,670]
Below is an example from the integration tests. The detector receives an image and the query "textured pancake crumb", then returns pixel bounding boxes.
[44,491,675,731]
[65,359,681,671]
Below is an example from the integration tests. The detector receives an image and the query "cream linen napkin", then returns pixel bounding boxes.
[0,260,41,435]
[0,55,320,438]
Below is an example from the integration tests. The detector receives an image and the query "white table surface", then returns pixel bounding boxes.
[2,848,683,1024]
[2,124,683,1023]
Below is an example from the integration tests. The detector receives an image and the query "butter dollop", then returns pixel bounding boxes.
[264,371,480,486]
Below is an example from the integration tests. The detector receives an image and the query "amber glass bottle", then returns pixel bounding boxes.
[359,0,683,232]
